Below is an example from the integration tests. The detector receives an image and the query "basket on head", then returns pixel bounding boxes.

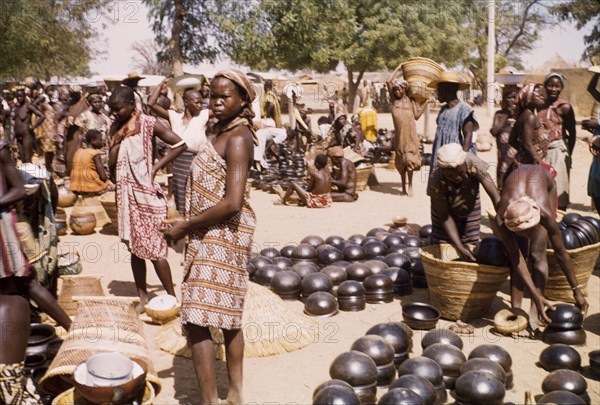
[420,244,509,321]
[400,57,444,103]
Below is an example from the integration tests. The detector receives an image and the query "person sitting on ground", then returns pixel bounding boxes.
[494,164,589,329]
[324,113,357,150]
[427,143,500,261]
[277,154,332,208]
[328,146,358,202]
[69,129,111,195]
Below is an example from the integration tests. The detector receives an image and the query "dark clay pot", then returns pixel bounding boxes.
[537,391,586,405]
[365,322,412,357]
[329,350,378,387]
[403,236,421,248]
[405,247,421,262]
[292,243,317,260]
[546,303,584,330]
[364,259,388,274]
[421,328,464,350]
[337,280,366,312]
[363,241,388,259]
[387,243,409,255]
[272,256,293,270]
[581,216,600,235]
[397,357,446,404]
[250,255,273,270]
[388,267,413,297]
[301,234,325,248]
[343,244,366,262]
[383,253,410,269]
[452,370,505,405]
[367,227,388,238]
[301,273,333,297]
[346,262,373,282]
[423,343,466,389]
[312,384,361,405]
[316,244,344,265]
[363,274,394,304]
[468,344,512,373]
[418,224,433,239]
[280,244,296,258]
[351,335,396,387]
[389,374,437,405]
[304,291,338,317]
[320,265,347,286]
[260,247,280,259]
[360,236,379,247]
[539,343,582,372]
[543,326,587,346]
[347,234,366,245]
[562,212,582,226]
[378,388,424,405]
[292,261,319,279]
[325,235,346,250]
[402,303,441,330]
[384,234,405,249]
[473,237,509,267]
[254,264,281,286]
[459,358,506,386]
[27,324,57,357]
[589,350,600,376]
[541,369,587,395]
[562,227,582,250]
[312,379,354,400]
[571,219,599,245]
[270,270,302,300]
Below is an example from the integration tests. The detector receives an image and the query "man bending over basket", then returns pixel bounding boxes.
[494,164,589,329]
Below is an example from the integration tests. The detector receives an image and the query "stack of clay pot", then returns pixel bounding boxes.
[543,304,586,346]
[468,344,514,389]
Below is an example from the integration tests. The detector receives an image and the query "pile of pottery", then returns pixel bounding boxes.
[363,128,393,164]
[558,213,600,249]
[249,226,434,317]
[251,145,307,192]
[25,323,62,390]
[542,304,586,346]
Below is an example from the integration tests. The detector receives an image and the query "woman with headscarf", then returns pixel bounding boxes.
[427,143,500,261]
[387,77,428,196]
[160,70,257,405]
[490,85,519,190]
[73,93,112,169]
[538,72,576,211]
[107,85,185,312]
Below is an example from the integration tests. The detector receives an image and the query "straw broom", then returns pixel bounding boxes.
[156,282,318,358]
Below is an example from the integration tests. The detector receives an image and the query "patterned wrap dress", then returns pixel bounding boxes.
[430,102,478,169]
[114,113,168,260]
[181,142,256,330]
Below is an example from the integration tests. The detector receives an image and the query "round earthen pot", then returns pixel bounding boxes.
[581,216,600,235]
[384,234,405,249]
[389,374,436,405]
[360,236,379,246]
[562,212,582,226]
[292,243,317,261]
[254,264,281,286]
[403,236,421,248]
[312,379,354,400]
[320,265,347,286]
[539,344,581,371]
[474,237,509,266]
[337,280,366,312]
[260,247,280,259]
[56,220,67,236]
[55,208,67,222]
[423,343,466,389]
[301,273,333,297]
[304,291,338,317]
[329,350,378,387]
[312,384,361,405]
[589,350,600,376]
[452,370,505,405]
[378,387,424,405]
[316,244,343,265]
[363,241,388,259]
[292,261,319,279]
[250,255,273,270]
[325,235,346,250]
[351,335,396,387]
[280,244,296,258]
[383,253,410,270]
[537,391,586,405]
[402,303,441,330]
[468,345,512,373]
[365,322,412,356]
[367,227,388,238]
[347,234,366,245]
[343,244,366,262]
[270,270,302,300]
[69,211,96,235]
[272,256,293,270]
[545,304,584,330]
[397,357,446,404]
[346,262,373,282]
[421,329,464,350]
[541,369,587,396]
[364,259,388,274]
[302,235,325,248]
[364,274,394,304]
[418,224,433,239]
[459,358,506,386]
[542,327,587,346]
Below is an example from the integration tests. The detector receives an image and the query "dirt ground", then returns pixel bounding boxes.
[56,107,599,404]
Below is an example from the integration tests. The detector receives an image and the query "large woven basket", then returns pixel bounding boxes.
[356,164,373,192]
[420,244,510,321]
[98,191,117,226]
[544,242,599,303]
[401,57,444,85]
[57,275,106,316]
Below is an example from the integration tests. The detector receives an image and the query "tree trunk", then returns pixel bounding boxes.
[171,0,185,108]
[347,69,365,113]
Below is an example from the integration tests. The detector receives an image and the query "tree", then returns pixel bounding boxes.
[461,0,552,99]
[552,0,600,61]
[216,0,470,106]
[0,0,111,81]
[143,0,221,76]
[131,40,171,75]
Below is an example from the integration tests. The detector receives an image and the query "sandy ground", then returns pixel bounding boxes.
[55,107,599,404]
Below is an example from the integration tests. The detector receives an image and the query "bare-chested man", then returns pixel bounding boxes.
[278,154,332,208]
[494,164,589,328]
[12,89,44,163]
[328,146,358,202]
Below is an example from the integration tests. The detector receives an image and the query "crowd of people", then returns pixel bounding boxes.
[0,65,599,403]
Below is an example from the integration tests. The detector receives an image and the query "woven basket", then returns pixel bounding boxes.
[98,192,117,226]
[57,275,105,316]
[41,299,161,397]
[420,244,510,321]
[544,242,599,303]
[401,57,444,85]
[356,164,373,192]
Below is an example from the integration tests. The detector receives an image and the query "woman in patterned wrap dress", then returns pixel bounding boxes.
[161,69,257,405]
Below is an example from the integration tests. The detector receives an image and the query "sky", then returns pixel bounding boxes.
[88,1,592,77]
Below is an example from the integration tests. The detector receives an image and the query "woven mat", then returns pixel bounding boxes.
[40,299,161,396]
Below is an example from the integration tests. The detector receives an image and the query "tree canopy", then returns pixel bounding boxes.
[0,0,111,81]
[552,0,600,61]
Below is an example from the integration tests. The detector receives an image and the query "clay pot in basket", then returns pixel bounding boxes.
[539,344,581,372]
[337,280,366,312]
[389,374,437,405]
[422,343,466,390]
[351,335,396,387]
[69,211,97,235]
[329,351,378,404]
[270,271,301,300]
